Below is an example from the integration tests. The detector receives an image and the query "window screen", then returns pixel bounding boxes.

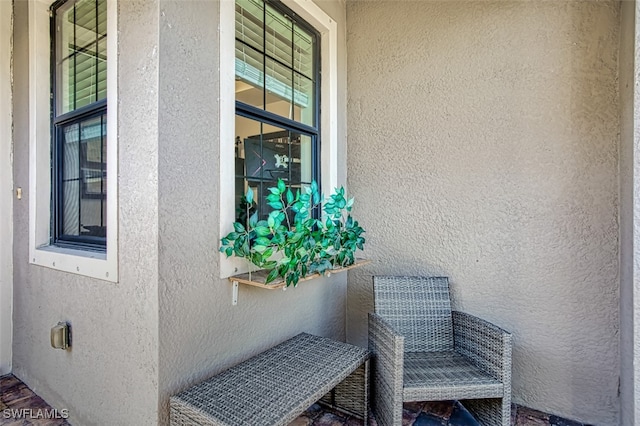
[52,0,107,248]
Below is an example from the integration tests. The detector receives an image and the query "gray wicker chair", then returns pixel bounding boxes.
[368,276,512,426]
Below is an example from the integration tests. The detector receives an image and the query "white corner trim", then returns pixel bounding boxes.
[0,0,13,376]
[219,0,243,277]
[219,0,339,278]
[28,0,118,282]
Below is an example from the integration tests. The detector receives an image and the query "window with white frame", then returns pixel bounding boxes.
[234,0,320,221]
[29,0,117,282]
[219,0,338,278]
[51,0,107,249]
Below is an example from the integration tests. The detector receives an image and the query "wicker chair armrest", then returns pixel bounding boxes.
[368,313,404,412]
[452,311,512,383]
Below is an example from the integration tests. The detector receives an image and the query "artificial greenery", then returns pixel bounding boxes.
[220,179,366,287]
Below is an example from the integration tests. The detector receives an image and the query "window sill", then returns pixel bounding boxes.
[228,258,370,290]
[31,244,117,282]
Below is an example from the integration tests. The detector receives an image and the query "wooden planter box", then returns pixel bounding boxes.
[228,259,370,290]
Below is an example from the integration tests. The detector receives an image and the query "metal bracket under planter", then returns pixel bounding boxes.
[228,259,370,305]
[232,281,239,306]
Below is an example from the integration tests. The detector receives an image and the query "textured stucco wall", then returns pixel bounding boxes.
[0,0,14,376]
[346,1,619,424]
[156,1,348,424]
[620,1,640,424]
[10,0,347,424]
[11,1,160,424]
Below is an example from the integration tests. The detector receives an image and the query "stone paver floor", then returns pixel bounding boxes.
[296,401,590,426]
[1,374,589,425]
[1,375,69,426]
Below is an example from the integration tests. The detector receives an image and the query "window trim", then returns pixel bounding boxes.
[219,0,338,278]
[29,0,118,282]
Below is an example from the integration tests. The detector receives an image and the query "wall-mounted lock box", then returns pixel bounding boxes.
[51,322,70,350]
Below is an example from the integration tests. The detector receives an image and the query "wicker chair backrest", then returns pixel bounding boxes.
[373,276,454,352]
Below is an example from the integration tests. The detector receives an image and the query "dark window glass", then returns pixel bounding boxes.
[235,0,319,221]
[52,0,107,248]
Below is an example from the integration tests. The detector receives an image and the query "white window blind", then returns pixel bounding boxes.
[56,0,107,115]
[235,0,314,109]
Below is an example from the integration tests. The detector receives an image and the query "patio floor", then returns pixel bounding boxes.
[0,374,588,425]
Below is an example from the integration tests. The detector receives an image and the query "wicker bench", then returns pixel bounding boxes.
[170,333,370,425]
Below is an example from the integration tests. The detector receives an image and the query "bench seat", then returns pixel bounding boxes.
[170,333,370,426]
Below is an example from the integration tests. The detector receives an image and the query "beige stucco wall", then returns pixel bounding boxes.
[0,0,14,376]
[11,0,160,424]
[10,0,347,423]
[346,1,620,424]
[156,0,349,423]
[620,1,640,424]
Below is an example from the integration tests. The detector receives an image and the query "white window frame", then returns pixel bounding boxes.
[29,0,118,282]
[219,0,338,278]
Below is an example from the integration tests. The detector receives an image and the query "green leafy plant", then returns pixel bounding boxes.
[220,179,366,287]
